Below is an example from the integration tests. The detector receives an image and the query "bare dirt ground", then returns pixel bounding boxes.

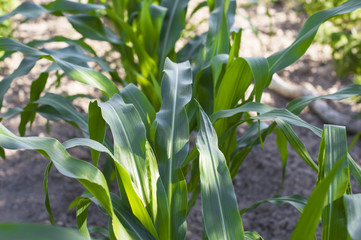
[0,1,360,240]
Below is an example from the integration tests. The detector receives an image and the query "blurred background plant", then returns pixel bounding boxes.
[295,0,361,83]
[0,0,16,37]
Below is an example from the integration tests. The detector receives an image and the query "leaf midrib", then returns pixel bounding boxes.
[202,118,228,239]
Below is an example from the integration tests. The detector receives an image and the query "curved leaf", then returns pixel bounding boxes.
[240,195,308,215]
[0,124,131,239]
[98,94,158,239]
[196,103,245,240]
[268,0,361,75]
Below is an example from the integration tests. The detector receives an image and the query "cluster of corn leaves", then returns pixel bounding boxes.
[0,0,361,239]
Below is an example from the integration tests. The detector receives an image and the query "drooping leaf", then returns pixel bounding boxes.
[0,124,131,239]
[268,0,361,75]
[240,195,307,215]
[0,56,38,110]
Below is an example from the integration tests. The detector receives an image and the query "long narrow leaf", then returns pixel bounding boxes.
[268,0,361,75]
[196,103,245,240]
[319,125,349,240]
[154,58,191,240]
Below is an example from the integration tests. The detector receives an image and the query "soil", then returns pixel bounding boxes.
[1,1,361,240]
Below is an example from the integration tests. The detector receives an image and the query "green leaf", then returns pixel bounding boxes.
[196,102,245,240]
[54,57,119,98]
[245,231,264,240]
[268,0,361,75]
[275,119,318,172]
[253,109,322,136]
[287,84,361,115]
[76,199,91,240]
[0,56,38,110]
[240,195,307,215]
[66,14,121,44]
[290,125,348,240]
[0,2,50,22]
[0,223,88,240]
[19,72,48,136]
[319,125,349,240]
[98,94,158,239]
[0,0,104,23]
[275,128,289,185]
[158,0,189,70]
[154,58,191,240]
[46,0,105,12]
[119,84,156,136]
[89,192,157,240]
[214,58,253,135]
[139,1,166,59]
[35,93,88,132]
[0,124,131,239]
[43,162,55,225]
[88,101,106,166]
[344,194,361,240]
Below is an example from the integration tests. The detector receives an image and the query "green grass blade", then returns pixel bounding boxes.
[348,154,361,189]
[210,102,273,123]
[319,125,349,240]
[0,56,38,109]
[158,0,189,70]
[0,223,88,240]
[154,58,191,240]
[76,199,91,240]
[275,128,289,185]
[290,158,344,240]
[287,84,361,115]
[196,103,245,240]
[344,194,361,240]
[253,109,322,136]
[290,125,350,240]
[19,72,48,136]
[43,162,55,225]
[240,195,307,215]
[268,0,361,75]
[88,101,106,166]
[275,119,318,172]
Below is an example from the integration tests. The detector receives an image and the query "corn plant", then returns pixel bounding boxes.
[0,0,361,239]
